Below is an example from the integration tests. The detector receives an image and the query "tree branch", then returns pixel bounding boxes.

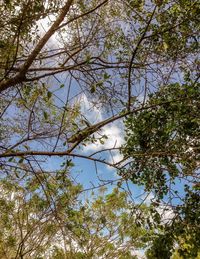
[127,5,157,111]
[67,96,188,144]
[0,0,74,93]
[0,151,119,169]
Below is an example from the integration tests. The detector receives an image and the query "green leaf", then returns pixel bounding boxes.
[43,111,48,120]
[103,73,110,80]
[47,91,52,99]
[19,158,24,164]
[66,159,74,167]
[90,84,96,93]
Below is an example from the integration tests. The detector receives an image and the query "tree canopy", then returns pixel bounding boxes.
[0,0,199,258]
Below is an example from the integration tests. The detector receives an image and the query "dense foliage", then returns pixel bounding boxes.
[122,80,200,257]
[0,175,154,258]
[122,80,199,198]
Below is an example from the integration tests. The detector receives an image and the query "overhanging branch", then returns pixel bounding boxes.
[0,0,74,93]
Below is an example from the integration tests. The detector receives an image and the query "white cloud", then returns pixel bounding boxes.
[157,205,175,223]
[79,94,103,123]
[79,94,125,165]
[131,249,145,259]
[37,14,71,49]
[139,193,175,223]
[111,152,124,164]
[37,15,57,44]
[83,124,124,152]
[83,123,125,167]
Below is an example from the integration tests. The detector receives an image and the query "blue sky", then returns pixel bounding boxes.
[2,11,196,211]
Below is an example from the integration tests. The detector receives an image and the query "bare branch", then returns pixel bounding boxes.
[127,5,157,111]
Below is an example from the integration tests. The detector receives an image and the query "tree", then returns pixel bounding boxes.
[0,0,199,179]
[0,174,153,258]
[0,0,199,257]
[122,79,200,258]
[122,79,199,198]
[0,0,61,78]
[145,187,200,259]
